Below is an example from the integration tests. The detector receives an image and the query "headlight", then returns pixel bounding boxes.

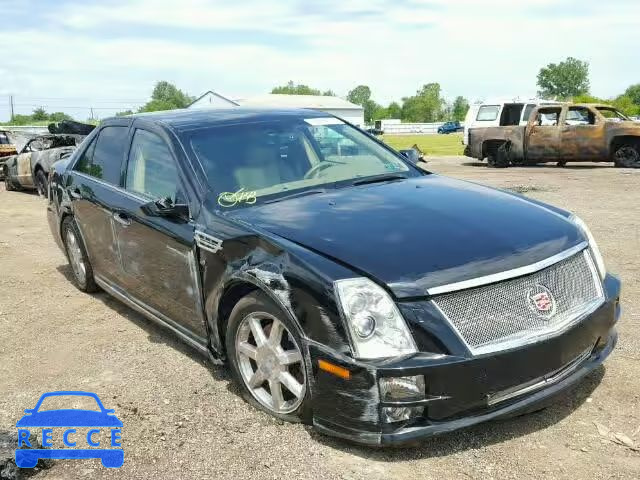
[570,214,606,279]
[334,278,417,359]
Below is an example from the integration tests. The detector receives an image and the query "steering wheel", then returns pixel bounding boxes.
[304,161,338,180]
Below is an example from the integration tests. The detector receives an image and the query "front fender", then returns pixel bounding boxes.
[198,219,356,360]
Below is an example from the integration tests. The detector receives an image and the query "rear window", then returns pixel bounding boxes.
[476,105,500,121]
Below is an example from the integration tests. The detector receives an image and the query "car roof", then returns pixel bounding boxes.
[107,107,334,133]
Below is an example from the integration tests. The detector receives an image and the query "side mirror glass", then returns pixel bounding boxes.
[141,197,189,220]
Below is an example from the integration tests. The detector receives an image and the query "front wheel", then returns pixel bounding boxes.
[613,143,640,168]
[226,291,312,423]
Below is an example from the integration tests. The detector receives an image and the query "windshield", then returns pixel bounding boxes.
[187,117,415,208]
[37,395,101,412]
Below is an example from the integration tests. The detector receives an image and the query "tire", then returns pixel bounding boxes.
[225,290,312,424]
[35,170,48,197]
[487,143,510,168]
[4,175,15,191]
[62,216,99,292]
[613,143,640,168]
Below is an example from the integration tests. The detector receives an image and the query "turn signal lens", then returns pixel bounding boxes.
[318,360,350,380]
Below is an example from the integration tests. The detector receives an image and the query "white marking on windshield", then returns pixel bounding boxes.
[304,117,344,126]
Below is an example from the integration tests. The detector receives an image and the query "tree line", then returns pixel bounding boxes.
[271,81,469,124]
[5,58,640,125]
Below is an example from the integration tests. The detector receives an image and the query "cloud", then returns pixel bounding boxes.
[1,0,639,121]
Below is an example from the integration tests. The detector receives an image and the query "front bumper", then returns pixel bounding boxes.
[309,275,621,446]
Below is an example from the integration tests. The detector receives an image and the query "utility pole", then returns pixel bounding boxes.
[90,107,94,121]
[9,95,14,122]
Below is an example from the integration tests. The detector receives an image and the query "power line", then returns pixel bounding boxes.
[15,96,148,103]
[14,104,140,110]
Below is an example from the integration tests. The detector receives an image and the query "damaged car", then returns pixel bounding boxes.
[4,134,84,195]
[0,130,18,180]
[466,103,640,168]
[46,109,620,445]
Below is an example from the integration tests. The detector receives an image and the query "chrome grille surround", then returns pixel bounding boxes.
[432,248,605,355]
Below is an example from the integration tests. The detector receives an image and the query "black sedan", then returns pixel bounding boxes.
[47,108,620,445]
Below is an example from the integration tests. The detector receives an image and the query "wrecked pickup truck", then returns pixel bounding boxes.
[465,103,640,168]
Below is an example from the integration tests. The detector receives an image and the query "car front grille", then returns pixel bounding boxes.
[432,249,604,355]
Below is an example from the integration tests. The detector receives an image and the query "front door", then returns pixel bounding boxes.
[111,127,205,340]
[525,107,563,161]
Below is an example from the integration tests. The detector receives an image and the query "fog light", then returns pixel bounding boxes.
[379,376,425,423]
[379,376,425,402]
[382,406,423,423]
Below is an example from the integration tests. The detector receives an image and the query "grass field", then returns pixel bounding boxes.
[382,133,464,156]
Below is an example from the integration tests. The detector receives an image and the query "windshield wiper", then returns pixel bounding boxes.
[263,189,328,204]
[352,173,407,186]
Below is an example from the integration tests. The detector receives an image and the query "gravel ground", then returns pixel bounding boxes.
[0,157,638,479]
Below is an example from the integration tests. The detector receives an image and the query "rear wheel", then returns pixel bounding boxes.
[35,170,48,197]
[226,291,312,423]
[613,143,640,168]
[487,143,510,168]
[62,217,98,292]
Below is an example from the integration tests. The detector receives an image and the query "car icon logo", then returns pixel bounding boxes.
[526,284,557,318]
[15,391,123,468]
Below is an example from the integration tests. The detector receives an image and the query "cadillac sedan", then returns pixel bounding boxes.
[46,108,620,445]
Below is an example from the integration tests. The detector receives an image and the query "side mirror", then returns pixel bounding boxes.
[141,197,189,220]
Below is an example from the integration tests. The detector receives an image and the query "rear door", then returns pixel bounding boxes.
[525,106,563,161]
[111,125,205,339]
[68,124,130,284]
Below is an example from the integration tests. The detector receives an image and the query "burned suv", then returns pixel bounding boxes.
[47,109,620,445]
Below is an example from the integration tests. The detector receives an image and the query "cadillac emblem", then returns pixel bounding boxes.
[526,284,557,318]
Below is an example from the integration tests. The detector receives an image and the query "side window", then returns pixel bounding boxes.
[73,137,97,175]
[91,127,128,184]
[534,108,562,126]
[74,126,128,185]
[566,107,595,125]
[125,129,180,201]
[476,105,500,121]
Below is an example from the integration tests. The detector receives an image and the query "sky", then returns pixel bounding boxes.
[1,0,639,122]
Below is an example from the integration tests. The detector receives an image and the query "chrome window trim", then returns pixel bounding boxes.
[73,171,149,203]
[431,249,605,357]
[427,241,589,296]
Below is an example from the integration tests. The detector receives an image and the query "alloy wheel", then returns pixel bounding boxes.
[66,229,86,285]
[235,312,306,414]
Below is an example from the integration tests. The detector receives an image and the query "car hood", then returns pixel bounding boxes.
[228,176,584,298]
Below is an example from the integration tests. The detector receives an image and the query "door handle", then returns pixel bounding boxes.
[112,211,132,227]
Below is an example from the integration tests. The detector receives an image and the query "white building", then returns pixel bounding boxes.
[188,91,365,127]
